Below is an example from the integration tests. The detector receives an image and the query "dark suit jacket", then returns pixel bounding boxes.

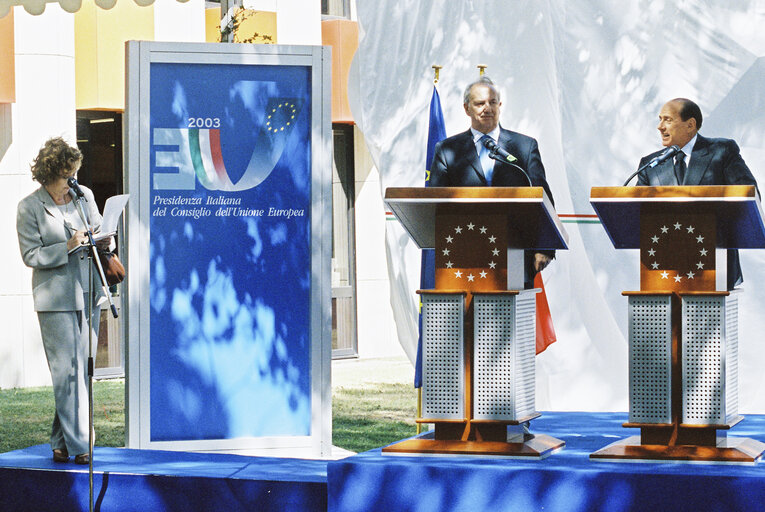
[636,135,758,289]
[428,127,555,286]
[429,127,554,204]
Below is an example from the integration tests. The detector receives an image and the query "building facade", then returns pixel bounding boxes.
[0,0,404,389]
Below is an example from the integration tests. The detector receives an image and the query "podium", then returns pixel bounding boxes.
[590,185,765,463]
[382,187,568,457]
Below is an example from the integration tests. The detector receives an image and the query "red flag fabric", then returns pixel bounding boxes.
[535,272,556,354]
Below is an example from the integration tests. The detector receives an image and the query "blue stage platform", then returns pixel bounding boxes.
[0,444,328,512]
[3,413,765,512]
[328,412,765,512]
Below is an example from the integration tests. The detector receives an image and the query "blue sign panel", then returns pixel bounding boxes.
[148,63,312,441]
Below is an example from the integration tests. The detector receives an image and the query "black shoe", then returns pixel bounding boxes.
[52,449,69,462]
[74,453,90,465]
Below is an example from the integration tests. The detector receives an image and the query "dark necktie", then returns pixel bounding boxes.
[674,152,686,185]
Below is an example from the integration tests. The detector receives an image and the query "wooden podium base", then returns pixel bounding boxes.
[590,435,765,464]
[382,432,564,458]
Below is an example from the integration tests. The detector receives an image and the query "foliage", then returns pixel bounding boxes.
[219,8,274,44]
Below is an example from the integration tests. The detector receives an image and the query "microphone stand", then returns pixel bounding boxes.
[623,161,655,186]
[482,139,533,187]
[70,191,119,512]
[487,151,533,187]
[623,145,680,186]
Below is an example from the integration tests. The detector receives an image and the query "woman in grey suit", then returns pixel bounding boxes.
[16,137,106,465]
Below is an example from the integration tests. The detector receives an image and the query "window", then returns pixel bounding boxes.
[331,124,357,358]
[321,0,350,18]
[76,110,124,378]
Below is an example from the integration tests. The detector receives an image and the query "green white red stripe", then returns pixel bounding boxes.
[387,212,602,224]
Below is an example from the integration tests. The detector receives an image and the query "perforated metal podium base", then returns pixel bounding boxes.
[420,292,465,421]
[473,292,536,421]
[594,291,757,463]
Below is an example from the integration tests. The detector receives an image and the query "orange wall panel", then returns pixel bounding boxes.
[0,9,15,103]
[321,19,358,124]
[75,0,154,110]
[205,7,221,42]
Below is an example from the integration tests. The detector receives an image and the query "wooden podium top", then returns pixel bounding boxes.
[590,185,765,249]
[384,186,568,250]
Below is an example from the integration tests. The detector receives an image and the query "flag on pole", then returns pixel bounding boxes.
[534,272,557,354]
[414,85,446,388]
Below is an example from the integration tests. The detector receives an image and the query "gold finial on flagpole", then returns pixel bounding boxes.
[432,65,442,84]
[477,64,488,76]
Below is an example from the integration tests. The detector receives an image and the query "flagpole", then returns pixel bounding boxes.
[416,64,445,436]
[477,64,487,76]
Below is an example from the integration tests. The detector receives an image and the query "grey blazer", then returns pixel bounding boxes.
[17,185,103,311]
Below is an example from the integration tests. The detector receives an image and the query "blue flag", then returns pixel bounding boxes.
[414,86,446,388]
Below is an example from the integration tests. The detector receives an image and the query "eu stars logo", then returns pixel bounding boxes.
[640,213,716,291]
[266,102,297,133]
[434,214,508,292]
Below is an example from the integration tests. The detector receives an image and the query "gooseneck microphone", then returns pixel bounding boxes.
[645,144,681,169]
[67,177,87,200]
[622,145,680,186]
[482,137,533,187]
[482,136,514,164]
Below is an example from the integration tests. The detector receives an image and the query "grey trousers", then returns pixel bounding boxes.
[37,307,99,455]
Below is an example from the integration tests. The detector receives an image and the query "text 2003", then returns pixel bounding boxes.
[188,117,221,128]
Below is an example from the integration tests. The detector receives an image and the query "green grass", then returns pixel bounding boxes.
[0,380,125,454]
[0,379,418,455]
[332,383,418,453]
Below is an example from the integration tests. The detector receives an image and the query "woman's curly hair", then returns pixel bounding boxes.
[30,137,82,185]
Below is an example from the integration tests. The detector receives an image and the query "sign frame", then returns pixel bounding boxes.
[124,41,332,456]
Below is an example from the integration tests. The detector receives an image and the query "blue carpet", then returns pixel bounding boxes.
[4,413,765,512]
[327,412,765,512]
[0,444,328,512]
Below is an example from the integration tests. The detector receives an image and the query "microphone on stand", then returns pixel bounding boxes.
[67,177,87,200]
[482,136,514,164]
[482,137,533,187]
[623,145,680,186]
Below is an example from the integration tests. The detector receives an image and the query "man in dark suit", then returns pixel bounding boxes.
[637,98,758,289]
[428,76,555,285]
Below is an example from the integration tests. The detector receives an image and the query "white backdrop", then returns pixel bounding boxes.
[348,0,765,412]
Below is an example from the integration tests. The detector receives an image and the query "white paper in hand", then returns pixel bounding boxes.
[95,194,130,241]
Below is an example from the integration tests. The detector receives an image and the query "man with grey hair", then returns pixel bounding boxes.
[429,76,555,284]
